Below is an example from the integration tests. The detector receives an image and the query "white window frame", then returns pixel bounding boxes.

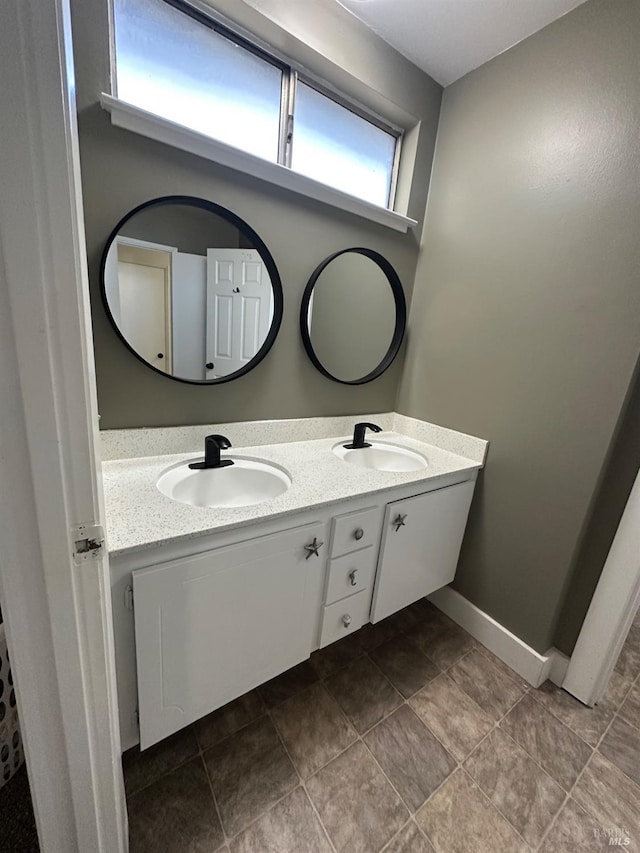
[103,0,416,232]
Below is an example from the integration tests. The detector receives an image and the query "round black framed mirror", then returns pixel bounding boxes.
[100,195,283,384]
[300,248,406,384]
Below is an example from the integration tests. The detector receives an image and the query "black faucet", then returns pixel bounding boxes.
[189,434,234,469]
[344,422,382,449]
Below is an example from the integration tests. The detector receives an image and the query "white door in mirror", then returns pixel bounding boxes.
[206,249,272,377]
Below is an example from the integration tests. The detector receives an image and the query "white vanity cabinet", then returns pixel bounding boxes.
[132,520,326,749]
[371,480,476,623]
[110,469,479,753]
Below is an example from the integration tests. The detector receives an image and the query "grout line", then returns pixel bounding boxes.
[123,734,201,798]
[616,674,640,733]
[125,610,639,853]
[410,673,559,851]
[198,741,229,850]
[535,668,640,851]
[378,818,424,852]
[266,704,338,853]
[460,764,533,850]
[268,638,455,850]
[220,773,308,848]
[525,670,634,747]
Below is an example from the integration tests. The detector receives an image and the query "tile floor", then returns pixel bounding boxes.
[124,601,640,853]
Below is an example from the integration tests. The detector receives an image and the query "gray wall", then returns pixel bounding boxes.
[119,205,242,254]
[397,0,640,653]
[70,0,441,429]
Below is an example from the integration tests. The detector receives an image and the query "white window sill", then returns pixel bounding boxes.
[100,94,417,234]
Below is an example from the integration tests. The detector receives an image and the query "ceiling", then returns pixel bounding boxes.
[336,0,589,86]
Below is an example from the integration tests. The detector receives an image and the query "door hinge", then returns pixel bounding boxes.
[125,585,134,610]
[72,523,105,563]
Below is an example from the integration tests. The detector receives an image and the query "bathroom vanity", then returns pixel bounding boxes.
[103,414,487,751]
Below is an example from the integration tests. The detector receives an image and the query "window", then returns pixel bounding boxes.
[292,82,397,208]
[113,0,400,209]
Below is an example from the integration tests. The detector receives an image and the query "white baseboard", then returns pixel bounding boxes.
[428,586,568,688]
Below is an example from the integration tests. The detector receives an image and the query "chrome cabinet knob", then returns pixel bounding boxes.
[342,614,352,628]
[393,513,407,532]
[348,569,358,586]
[354,527,364,541]
[304,537,324,559]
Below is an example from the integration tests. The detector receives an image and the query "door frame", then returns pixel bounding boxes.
[563,466,640,706]
[0,0,126,850]
[115,237,176,373]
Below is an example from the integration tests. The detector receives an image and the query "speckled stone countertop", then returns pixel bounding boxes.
[102,416,488,558]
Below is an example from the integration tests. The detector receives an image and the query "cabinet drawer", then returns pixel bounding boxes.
[325,547,377,605]
[319,590,370,648]
[330,507,381,557]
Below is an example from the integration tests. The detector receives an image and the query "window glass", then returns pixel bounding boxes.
[291,82,397,208]
[114,0,282,161]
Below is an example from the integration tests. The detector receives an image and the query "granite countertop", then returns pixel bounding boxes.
[102,418,487,557]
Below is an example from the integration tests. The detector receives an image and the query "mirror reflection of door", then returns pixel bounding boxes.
[206,250,273,378]
[108,238,174,373]
[101,198,283,383]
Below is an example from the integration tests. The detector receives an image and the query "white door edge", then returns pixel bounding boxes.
[0,1,126,850]
[563,466,640,707]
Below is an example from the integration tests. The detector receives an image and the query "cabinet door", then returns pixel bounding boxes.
[371,480,475,623]
[133,522,325,749]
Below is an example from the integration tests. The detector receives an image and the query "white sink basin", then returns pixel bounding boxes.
[157,458,291,508]
[332,441,428,473]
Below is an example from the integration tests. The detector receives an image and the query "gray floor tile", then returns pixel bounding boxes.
[307,741,408,853]
[370,634,440,698]
[573,752,640,844]
[475,645,530,691]
[229,787,332,853]
[464,728,565,846]
[310,634,364,679]
[203,716,297,837]
[540,798,615,852]
[416,769,528,853]
[619,680,640,731]
[409,673,493,762]
[365,705,456,812]
[599,717,640,786]
[501,693,592,790]
[122,611,640,853]
[382,821,434,853]
[533,672,631,747]
[123,726,199,796]
[358,615,401,652]
[325,655,402,734]
[388,599,435,635]
[408,609,475,670]
[194,691,265,751]
[449,648,525,720]
[128,757,223,853]
[271,682,357,778]
[258,661,318,708]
